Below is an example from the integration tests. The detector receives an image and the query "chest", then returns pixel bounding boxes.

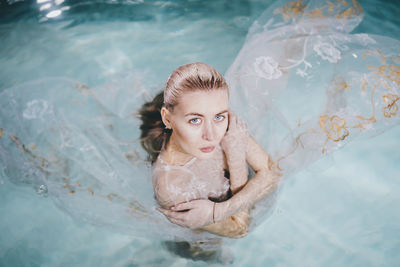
[155,148,230,204]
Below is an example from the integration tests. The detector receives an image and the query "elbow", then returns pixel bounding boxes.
[264,170,281,192]
[260,159,283,188]
[230,211,250,238]
[253,168,281,199]
[227,223,249,239]
[232,226,249,239]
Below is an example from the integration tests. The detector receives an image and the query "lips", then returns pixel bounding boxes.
[200,146,215,153]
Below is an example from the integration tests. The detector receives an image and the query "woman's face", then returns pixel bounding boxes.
[163,89,229,159]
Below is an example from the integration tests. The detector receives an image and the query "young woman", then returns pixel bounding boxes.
[139,62,281,238]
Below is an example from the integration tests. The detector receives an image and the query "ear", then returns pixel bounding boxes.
[161,107,172,129]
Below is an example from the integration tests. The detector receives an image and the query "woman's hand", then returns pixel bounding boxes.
[221,111,249,159]
[158,199,214,229]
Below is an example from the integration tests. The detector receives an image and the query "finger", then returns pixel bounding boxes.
[226,111,232,130]
[159,209,187,225]
[162,209,188,221]
[237,116,242,128]
[239,118,247,131]
[237,116,247,131]
[158,208,183,219]
[229,113,237,129]
[172,202,194,211]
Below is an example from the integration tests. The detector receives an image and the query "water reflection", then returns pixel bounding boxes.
[1,0,262,27]
[45,9,61,18]
[39,3,51,10]
[35,0,70,21]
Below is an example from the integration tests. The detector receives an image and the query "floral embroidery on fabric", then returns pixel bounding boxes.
[23,99,51,120]
[277,0,307,22]
[382,94,399,118]
[319,115,349,142]
[254,56,282,80]
[313,41,341,63]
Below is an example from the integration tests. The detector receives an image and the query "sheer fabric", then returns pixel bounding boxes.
[152,145,230,208]
[0,0,399,240]
[226,0,400,177]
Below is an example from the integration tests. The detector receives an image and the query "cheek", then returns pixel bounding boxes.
[174,124,202,145]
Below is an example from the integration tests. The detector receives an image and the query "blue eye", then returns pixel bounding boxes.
[215,115,225,121]
[189,118,201,125]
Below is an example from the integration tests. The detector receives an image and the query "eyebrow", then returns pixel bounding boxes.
[184,109,229,117]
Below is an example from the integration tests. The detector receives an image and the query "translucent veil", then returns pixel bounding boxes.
[0,0,399,241]
[226,0,400,176]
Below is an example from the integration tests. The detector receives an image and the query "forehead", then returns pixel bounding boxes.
[174,89,228,115]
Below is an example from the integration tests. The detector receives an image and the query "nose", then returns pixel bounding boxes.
[202,120,215,141]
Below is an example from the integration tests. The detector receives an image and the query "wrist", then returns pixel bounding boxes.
[213,201,228,222]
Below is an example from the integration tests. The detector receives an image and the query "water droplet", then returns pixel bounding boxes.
[37,184,48,196]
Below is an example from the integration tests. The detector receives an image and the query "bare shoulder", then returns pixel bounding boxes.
[152,166,195,209]
[246,135,270,172]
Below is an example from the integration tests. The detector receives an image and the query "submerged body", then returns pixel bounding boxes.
[153,145,250,238]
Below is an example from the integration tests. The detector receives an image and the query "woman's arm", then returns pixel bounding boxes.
[201,114,251,238]
[155,167,250,238]
[160,135,281,229]
[215,135,280,221]
[201,210,249,238]
[159,199,250,238]
[221,112,249,194]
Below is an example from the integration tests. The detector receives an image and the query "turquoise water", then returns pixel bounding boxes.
[0,0,399,266]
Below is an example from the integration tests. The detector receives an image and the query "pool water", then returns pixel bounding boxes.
[0,0,399,266]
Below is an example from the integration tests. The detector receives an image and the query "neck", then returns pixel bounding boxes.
[164,132,194,165]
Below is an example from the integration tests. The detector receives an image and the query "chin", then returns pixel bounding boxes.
[195,150,216,160]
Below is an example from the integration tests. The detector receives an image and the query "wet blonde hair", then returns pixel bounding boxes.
[139,62,228,163]
[163,62,228,110]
